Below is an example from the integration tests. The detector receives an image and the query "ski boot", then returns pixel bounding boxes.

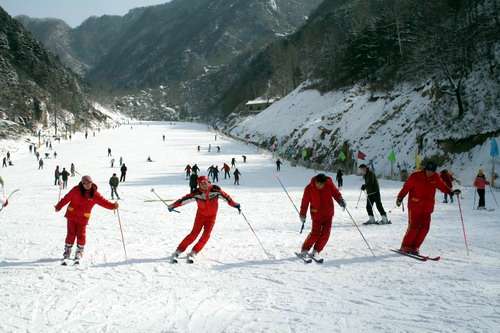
[379,215,391,225]
[74,245,84,264]
[186,251,196,264]
[309,250,324,263]
[61,244,72,265]
[364,216,376,225]
[295,250,312,263]
[170,250,181,264]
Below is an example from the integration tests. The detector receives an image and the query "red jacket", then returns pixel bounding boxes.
[55,184,116,224]
[398,171,452,214]
[171,184,238,217]
[473,176,490,189]
[300,177,343,220]
[440,171,454,188]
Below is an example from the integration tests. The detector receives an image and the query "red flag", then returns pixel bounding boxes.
[357,151,366,160]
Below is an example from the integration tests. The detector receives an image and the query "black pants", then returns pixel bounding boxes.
[444,192,454,203]
[54,177,60,185]
[190,185,197,193]
[120,173,126,182]
[224,171,230,179]
[366,192,386,217]
[111,186,120,199]
[337,178,343,187]
[477,189,486,208]
[63,180,68,189]
[234,177,240,185]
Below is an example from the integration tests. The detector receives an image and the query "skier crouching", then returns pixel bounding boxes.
[298,174,346,261]
[55,175,118,262]
[168,176,240,263]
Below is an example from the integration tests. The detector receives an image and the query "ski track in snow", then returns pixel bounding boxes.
[0,122,499,332]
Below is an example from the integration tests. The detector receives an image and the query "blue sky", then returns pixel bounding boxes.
[0,0,171,27]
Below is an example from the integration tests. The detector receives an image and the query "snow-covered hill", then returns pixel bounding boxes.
[0,122,498,332]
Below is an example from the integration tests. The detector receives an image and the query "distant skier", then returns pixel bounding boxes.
[231,157,236,168]
[234,168,241,185]
[120,164,127,182]
[212,166,220,183]
[474,169,490,210]
[70,163,75,176]
[222,163,231,179]
[185,164,192,179]
[359,164,389,224]
[85,131,88,139]
[189,173,198,193]
[54,166,61,186]
[276,159,282,172]
[208,144,211,152]
[297,174,346,261]
[163,135,166,142]
[197,145,201,152]
[207,165,214,179]
[109,173,120,200]
[29,144,33,153]
[119,156,123,166]
[53,151,57,159]
[440,169,455,203]
[242,155,247,163]
[336,169,343,188]
[147,156,153,162]
[396,161,460,255]
[192,164,200,175]
[110,158,115,168]
[217,146,221,153]
[167,176,240,263]
[61,168,70,189]
[108,148,112,157]
[6,151,10,160]
[2,157,6,168]
[38,159,44,170]
[55,175,118,262]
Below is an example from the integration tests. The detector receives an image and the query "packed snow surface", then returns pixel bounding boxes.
[0,122,499,332]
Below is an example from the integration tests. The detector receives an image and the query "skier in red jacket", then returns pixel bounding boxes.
[439,169,455,203]
[473,169,490,209]
[396,161,460,255]
[168,176,240,263]
[298,174,345,260]
[55,175,118,261]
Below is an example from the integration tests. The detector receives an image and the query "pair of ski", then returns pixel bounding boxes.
[295,252,324,264]
[363,220,392,225]
[61,258,81,266]
[170,256,194,264]
[390,249,440,261]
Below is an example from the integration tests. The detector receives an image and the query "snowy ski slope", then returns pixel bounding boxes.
[0,122,499,332]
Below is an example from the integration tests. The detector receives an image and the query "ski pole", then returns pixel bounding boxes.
[150,188,180,213]
[344,208,376,257]
[274,175,303,233]
[355,190,363,209]
[473,189,476,210]
[489,185,499,207]
[116,208,128,261]
[456,195,470,256]
[241,211,274,260]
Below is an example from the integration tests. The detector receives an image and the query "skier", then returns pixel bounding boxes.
[54,166,61,186]
[147,156,153,162]
[109,173,120,200]
[70,163,75,176]
[222,163,231,179]
[6,151,10,160]
[336,169,343,188]
[163,134,166,142]
[217,146,221,153]
[192,164,200,175]
[208,144,211,152]
[108,148,112,157]
[185,164,192,179]
[231,157,236,168]
[29,144,32,153]
[2,157,6,168]
[110,158,115,168]
[55,175,118,262]
[440,169,455,203]
[54,151,57,159]
[189,173,198,193]
[396,161,460,255]
[359,164,390,224]
[197,145,201,152]
[276,159,282,172]
[61,168,70,189]
[207,165,214,179]
[297,174,346,261]
[242,155,247,163]
[234,168,241,185]
[38,158,44,170]
[473,169,490,210]
[85,131,88,139]
[120,164,127,182]
[212,166,220,183]
[167,176,240,263]
[119,156,123,166]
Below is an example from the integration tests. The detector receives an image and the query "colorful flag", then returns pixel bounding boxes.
[338,151,346,161]
[416,153,422,170]
[388,150,396,162]
[491,138,499,157]
[357,151,366,160]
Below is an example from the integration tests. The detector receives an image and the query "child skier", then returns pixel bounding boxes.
[473,169,490,209]
[55,175,118,263]
[298,174,346,261]
[167,176,240,263]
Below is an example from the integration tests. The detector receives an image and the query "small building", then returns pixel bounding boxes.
[245,97,279,114]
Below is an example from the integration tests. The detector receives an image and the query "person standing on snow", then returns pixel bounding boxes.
[55,175,118,261]
[212,166,220,183]
[110,158,115,168]
[233,168,241,185]
[336,169,343,188]
[474,169,490,209]
[109,173,120,200]
[185,164,192,179]
[192,164,200,175]
[119,156,123,166]
[70,163,76,177]
[359,164,389,224]
[396,161,460,255]
[54,166,61,186]
[167,176,240,263]
[242,155,247,163]
[38,158,44,170]
[298,174,346,260]
[222,163,231,179]
[107,148,112,157]
[231,157,236,168]
[276,159,282,172]
[61,168,70,189]
[189,173,198,193]
[440,169,455,203]
[120,164,127,182]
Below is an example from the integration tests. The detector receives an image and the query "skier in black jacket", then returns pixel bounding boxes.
[359,164,389,224]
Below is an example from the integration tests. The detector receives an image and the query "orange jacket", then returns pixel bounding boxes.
[398,171,452,213]
[300,177,343,219]
[55,184,116,224]
[473,176,490,189]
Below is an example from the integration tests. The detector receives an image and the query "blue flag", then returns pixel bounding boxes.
[491,138,499,157]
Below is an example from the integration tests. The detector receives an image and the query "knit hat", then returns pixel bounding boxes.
[197,176,209,184]
[81,175,93,183]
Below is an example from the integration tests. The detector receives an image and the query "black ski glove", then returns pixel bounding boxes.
[452,189,461,195]
[234,203,241,214]
[168,205,175,212]
[361,184,366,191]
[396,199,402,207]
[338,198,346,209]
